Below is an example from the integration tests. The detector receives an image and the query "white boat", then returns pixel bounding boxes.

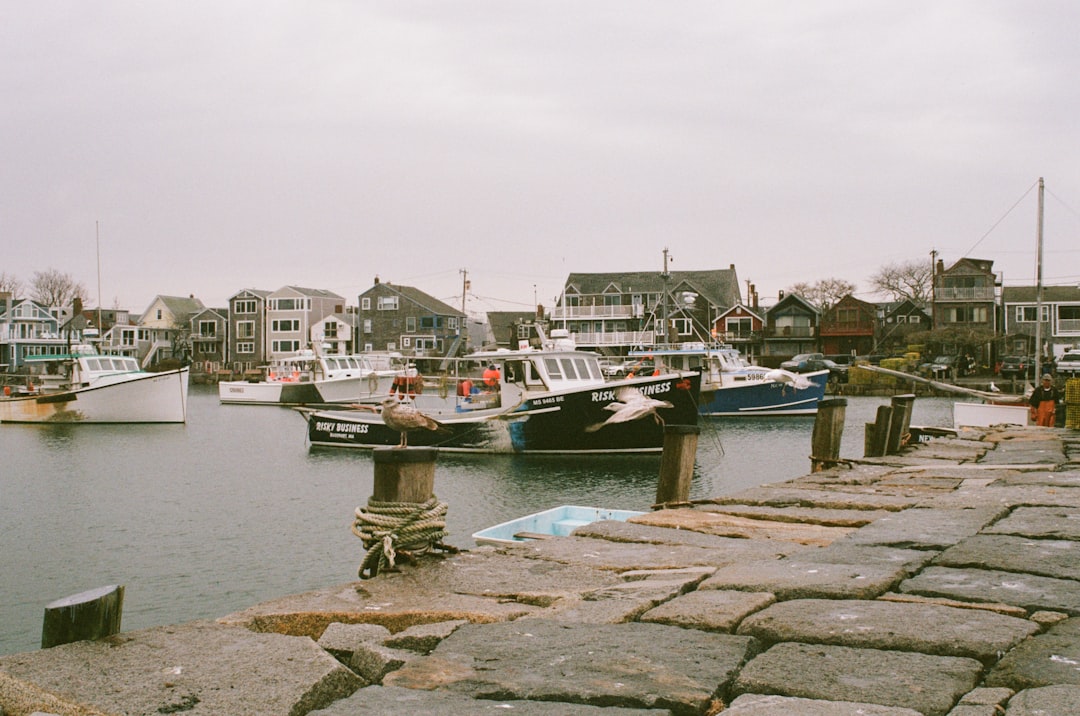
[0,345,189,423]
[219,347,400,405]
[301,331,702,454]
[472,505,646,546]
[633,343,830,416]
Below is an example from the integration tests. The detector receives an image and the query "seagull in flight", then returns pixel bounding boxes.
[585,386,674,432]
[763,368,813,391]
[379,397,448,447]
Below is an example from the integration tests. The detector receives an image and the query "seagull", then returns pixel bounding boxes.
[379,397,448,447]
[763,369,813,391]
[585,386,674,432]
[989,381,1002,393]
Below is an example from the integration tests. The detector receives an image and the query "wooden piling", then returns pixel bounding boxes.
[885,394,915,454]
[810,398,847,472]
[655,425,701,507]
[372,447,438,503]
[865,404,893,457]
[41,584,124,648]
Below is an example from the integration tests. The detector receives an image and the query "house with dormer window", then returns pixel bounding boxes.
[190,307,228,372]
[711,304,764,361]
[356,277,465,356]
[550,266,742,355]
[226,288,271,371]
[819,294,877,356]
[0,294,68,369]
[312,313,355,355]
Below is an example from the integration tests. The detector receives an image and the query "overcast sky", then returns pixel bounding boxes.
[3,2,1079,317]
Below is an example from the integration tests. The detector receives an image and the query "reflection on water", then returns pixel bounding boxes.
[0,386,955,655]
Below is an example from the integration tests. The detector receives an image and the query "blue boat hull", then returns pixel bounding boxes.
[698,370,829,416]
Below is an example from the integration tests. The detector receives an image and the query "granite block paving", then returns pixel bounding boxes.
[383,619,757,715]
[1003,685,1080,715]
[836,506,1007,549]
[934,533,1080,581]
[699,559,906,600]
[983,505,1080,540]
[308,685,673,714]
[987,618,1080,690]
[732,642,983,716]
[723,693,922,715]
[900,566,1080,615]
[0,620,361,716]
[736,598,1038,664]
[639,589,775,633]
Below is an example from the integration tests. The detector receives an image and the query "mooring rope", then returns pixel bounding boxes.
[352,496,450,579]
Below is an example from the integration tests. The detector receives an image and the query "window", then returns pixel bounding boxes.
[363,319,372,334]
[725,317,752,336]
[198,320,216,337]
[909,315,920,323]
[236,342,254,354]
[671,318,692,336]
[234,299,256,314]
[402,337,411,347]
[1016,306,1050,322]
[378,296,398,310]
[236,321,255,339]
[406,316,416,332]
[361,297,371,310]
[324,323,338,338]
[420,316,436,329]
[272,340,300,352]
[386,342,396,351]
[942,306,988,323]
[448,317,458,330]
[271,319,300,332]
[156,309,162,320]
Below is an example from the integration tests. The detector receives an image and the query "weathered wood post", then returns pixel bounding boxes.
[654,425,701,508]
[372,447,437,503]
[810,398,847,472]
[865,404,894,457]
[41,584,124,648]
[356,447,447,579]
[885,394,916,454]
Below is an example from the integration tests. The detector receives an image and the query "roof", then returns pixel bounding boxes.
[157,295,205,320]
[563,268,741,307]
[363,282,465,317]
[1002,285,1080,303]
[272,286,345,300]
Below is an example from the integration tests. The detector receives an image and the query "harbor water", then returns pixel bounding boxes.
[0,385,954,655]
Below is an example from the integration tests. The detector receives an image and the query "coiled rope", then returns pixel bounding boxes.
[352,496,450,579]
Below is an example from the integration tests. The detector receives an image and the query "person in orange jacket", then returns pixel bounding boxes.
[1029,374,1061,427]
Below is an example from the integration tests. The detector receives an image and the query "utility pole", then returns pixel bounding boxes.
[1035,177,1045,379]
[459,268,469,350]
[929,249,937,329]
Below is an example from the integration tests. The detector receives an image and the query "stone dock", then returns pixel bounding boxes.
[3,426,1080,715]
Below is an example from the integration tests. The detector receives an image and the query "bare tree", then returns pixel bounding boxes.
[0,271,22,297]
[869,259,933,305]
[30,269,89,308]
[788,278,857,311]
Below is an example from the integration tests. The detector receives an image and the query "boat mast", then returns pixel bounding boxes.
[96,221,103,347]
[661,247,672,347]
[1034,177,1044,379]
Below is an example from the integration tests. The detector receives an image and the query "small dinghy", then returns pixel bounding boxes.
[472,505,645,546]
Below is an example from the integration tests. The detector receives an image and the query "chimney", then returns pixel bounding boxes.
[778,289,785,300]
[936,260,944,275]
[374,275,380,285]
[750,284,758,309]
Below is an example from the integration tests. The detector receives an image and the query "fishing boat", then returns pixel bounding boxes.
[632,343,829,416]
[218,346,400,405]
[472,505,646,546]
[0,345,189,423]
[300,334,702,453]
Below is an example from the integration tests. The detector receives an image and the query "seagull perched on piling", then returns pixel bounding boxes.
[379,397,448,447]
[585,386,674,432]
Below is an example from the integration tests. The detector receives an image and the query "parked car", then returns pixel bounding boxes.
[1058,350,1080,376]
[919,355,958,380]
[998,355,1034,379]
[779,353,824,373]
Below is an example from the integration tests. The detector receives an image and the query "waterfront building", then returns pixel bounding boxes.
[1002,284,1080,358]
[820,294,877,356]
[189,307,228,375]
[135,295,206,368]
[550,266,742,356]
[761,291,819,358]
[356,277,466,357]
[265,286,345,361]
